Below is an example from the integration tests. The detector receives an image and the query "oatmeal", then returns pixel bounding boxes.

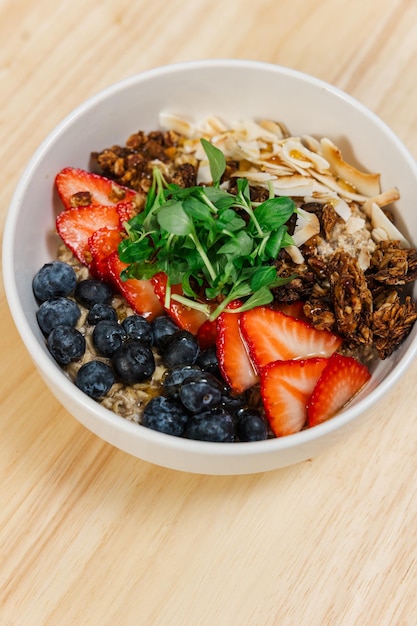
[33,116,417,441]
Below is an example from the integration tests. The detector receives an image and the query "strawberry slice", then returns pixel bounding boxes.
[88,227,123,279]
[106,252,164,321]
[197,318,218,350]
[307,353,371,426]
[241,306,342,371]
[260,358,328,437]
[55,167,139,210]
[150,271,209,335]
[273,300,307,321]
[216,300,259,394]
[116,201,139,226]
[56,205,121,266]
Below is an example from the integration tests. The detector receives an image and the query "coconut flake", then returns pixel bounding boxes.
[281,138,330,173]
[291,209,320,246]
[369,201,410,247]
[159,112,196,138]
[320,137,381,196]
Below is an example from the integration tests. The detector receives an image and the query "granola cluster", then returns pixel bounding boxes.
[92,130,198,194]
[275,211,417,360]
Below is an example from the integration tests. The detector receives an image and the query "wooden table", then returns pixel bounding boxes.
[2,1,417,623]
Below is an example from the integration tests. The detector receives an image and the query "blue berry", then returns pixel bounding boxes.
[87,303,117,325]
[36,297,81,335]
[185,407,235,442]
[152,315,179,349]
[74,279,113,308]
[33,261,77,302]
[196,347,221,377]
[221,390,246,417]
[76,360,115,399]
[92,320,127,357]
[179,373,224,413]
[47,325,86,365]
[162,365,204,399]
[161,330,200,368]
[142,396,189,437]
[236,409,268,442]
[112,341,155,384]
[122,315,153,346]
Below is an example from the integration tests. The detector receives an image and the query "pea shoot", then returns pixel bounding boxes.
[119,139,297,320]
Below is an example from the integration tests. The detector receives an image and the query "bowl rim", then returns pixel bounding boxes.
[3,58,417,459]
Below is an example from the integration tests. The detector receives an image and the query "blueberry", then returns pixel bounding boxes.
[185,407,235,442]
[179,374,224,413]
[36,297,81,335]
[152,315,179,349]
[33,261,77,302]
[142,396,189,437]
[221,390,246,417]
[92,320,127,357]
[122,315,153,346]
[196,346,221,377]
[76,360,115,399]
[112,341,155,384]
[74,278,113,308]
[162,365,204,399]
[161,330,200,368]
[236,409,269,442]
[87,303,117,325]
[47,325,86,365]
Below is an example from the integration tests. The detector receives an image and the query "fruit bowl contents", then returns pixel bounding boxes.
[31,114,417,443]
[5,60,417,474]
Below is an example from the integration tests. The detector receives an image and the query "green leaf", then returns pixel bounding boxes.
[183,197,214,223]
[236,178,251,207]
[254,197,296,231]
[249,265,277,291]
[217,231,253,256]
[264,226,287,259]
[227,286,275,313]
[204,186,235,209]
[157,201,194,235]
[216,208,246,232]
[181,271,203,299]
[200,138,226,186]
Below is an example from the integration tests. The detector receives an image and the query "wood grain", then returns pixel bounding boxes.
[2,1,417,624]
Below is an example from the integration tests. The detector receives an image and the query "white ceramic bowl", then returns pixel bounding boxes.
[4,59,417,474]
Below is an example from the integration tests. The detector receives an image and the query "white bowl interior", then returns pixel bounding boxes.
[4,60,417,474]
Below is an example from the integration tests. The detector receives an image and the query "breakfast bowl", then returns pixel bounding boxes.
[3,59,417,475]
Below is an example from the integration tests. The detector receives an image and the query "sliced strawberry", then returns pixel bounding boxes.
[88,227,123,279]
[241,306,342,371]
[106,252,164,321]
[216,300,259,394]
[150,271,209,335]
[56,205,121,266]
[307,354,371,426]
[55,167,139,210]
[197,318,218,350]
[116,201,139,227]
[273,300,307,321]
[260,358,328,437]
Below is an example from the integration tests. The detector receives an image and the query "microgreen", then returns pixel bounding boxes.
[119,138,298,320]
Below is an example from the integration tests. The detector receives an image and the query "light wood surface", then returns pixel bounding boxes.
[2,1,417,624]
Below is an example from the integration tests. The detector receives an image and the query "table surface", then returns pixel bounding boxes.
[2,1,417,624]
